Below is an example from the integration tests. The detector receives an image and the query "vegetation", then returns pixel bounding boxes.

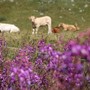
[0,1,90,89]
[0,0,90,58]
[0,31,90,90]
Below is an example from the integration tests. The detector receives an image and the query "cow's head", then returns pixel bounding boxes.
[29,16,35,22]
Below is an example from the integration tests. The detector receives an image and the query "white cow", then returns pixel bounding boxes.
[29,16,52,34]
[0,23,20,33]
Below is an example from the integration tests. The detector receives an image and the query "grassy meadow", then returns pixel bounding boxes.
[0,0,90,58]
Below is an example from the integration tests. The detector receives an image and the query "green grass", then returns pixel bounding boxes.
[0,0,90,58]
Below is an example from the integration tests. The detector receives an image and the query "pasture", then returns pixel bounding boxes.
[0,0,89,58]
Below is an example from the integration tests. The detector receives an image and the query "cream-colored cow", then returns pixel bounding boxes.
[29,16,52,34]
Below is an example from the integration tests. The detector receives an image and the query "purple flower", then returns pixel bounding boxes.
[80,47,89,56]
[71,45,81,55]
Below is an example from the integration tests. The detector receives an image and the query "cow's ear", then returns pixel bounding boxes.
[28,17,32,20]
[58,23,61,27]
[75,23,77,26]
[60,23,63,26]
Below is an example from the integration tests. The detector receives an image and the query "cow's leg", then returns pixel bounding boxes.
[48,24,52,34]
[35,27,39,34]
[32,28,35,34]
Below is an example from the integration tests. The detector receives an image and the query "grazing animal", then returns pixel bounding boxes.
[29,16,52,34]
[52,26,61,33]
[0,23,20,33]
[58,23,79,31]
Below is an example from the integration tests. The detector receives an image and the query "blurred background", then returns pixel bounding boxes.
[0,0,90,31]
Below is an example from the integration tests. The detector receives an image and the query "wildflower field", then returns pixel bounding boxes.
[0,30,90,90]
[0,0,90,90]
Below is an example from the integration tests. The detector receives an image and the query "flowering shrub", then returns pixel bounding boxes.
[35,39,90,90]
[0,36,90,90]
[0,42,41,90]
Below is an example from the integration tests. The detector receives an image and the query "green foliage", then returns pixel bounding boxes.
[0,0,89,28]
[0,16,6,21]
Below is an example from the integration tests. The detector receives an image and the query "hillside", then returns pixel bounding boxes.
[0,0,90,31]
